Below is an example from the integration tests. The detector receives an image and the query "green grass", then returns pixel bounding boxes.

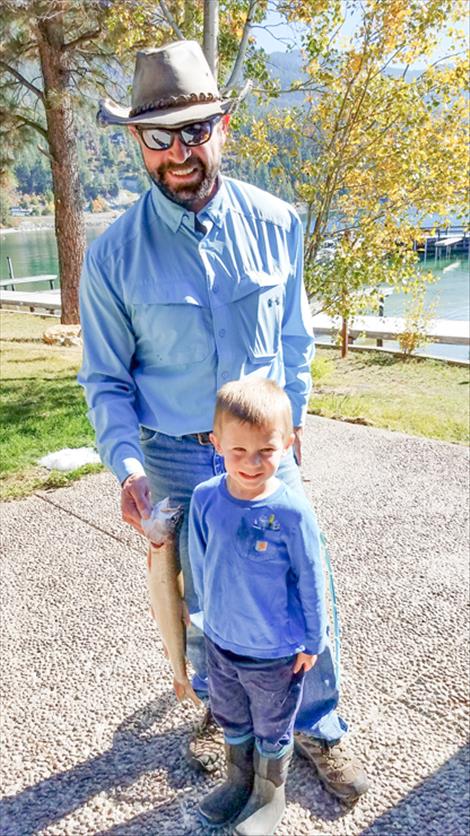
[310,348,469,443]
[1,313,468,501]
[0,312,101,500]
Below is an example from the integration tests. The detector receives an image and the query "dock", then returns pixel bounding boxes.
[0,274,57,291]
[0,289,61,315]
[434,236,464,249]
[311,312,470,346]
[1,290,469,350]
[418,226,469,260]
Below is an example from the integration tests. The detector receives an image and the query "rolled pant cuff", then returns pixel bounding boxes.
[224,732,255,745]
[255,740,293,759]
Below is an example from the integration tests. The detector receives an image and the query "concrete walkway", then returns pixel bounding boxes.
[1,415,469,835]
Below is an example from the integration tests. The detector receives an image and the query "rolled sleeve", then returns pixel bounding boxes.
[282,213,315,426]
[78,249,144,483]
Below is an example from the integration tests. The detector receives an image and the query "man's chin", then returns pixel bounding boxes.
[149,169,217,209]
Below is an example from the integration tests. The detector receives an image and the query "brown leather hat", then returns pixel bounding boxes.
[98,40,249,128]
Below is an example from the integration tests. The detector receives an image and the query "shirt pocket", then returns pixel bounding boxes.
[235,513,285,563]
[129,282,213,367]
[232,270,284,362]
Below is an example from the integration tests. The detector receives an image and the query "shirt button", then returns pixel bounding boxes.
[222,372,229,380]
[212,284,218,293]
[218,329,226,337]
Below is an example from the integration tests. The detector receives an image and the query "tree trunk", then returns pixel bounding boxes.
[341,316,348,358]
[203,0,219,80]
[37,12,86,324]
[224,0,258,89]
[183,0,196,38]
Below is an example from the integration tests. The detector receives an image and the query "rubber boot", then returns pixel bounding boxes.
[233,746,293,835]
[198,737,255,827]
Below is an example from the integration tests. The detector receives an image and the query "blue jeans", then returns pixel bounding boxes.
[141,428,347,742]
[206,637,304,757]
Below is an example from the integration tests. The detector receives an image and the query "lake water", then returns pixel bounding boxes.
[1,225,468,360]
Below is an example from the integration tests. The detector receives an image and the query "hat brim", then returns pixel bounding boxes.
[97,82,251,129]
[97,98,234,128]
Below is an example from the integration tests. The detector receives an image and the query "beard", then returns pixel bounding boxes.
[146,154,220,209]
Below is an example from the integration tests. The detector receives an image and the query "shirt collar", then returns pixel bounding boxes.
[150,176,228,234]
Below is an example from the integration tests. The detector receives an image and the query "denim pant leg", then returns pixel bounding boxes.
[238,655,305,757]
[205,638,254,742]
[277,449,348,742]
[141,430,224,694]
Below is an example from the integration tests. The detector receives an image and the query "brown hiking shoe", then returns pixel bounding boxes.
[294,734,368,805]
[186,706,224,773]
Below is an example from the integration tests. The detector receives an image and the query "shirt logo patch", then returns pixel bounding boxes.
[255,540,268,552]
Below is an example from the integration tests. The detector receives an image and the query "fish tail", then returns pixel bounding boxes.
[173,678,202,707]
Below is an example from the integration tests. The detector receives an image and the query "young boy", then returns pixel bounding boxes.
[188,379,328,835]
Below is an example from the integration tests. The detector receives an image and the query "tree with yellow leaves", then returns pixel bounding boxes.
[244,0,468,355]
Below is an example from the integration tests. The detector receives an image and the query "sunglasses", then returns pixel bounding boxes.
[135,114,223,151]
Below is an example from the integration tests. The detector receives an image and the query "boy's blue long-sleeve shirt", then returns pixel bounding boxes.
[188,475,328,659]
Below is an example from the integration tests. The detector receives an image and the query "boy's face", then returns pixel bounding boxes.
[210,418,294,500]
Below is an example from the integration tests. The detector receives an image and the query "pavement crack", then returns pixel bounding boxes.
[34,491,141,550]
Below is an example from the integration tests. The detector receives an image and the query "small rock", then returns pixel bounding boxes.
[43,324,82,346]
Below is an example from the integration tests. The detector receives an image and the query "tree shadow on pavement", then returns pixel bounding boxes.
[360,743,470,836]
[94,743,470,836]
[0,693,209,836]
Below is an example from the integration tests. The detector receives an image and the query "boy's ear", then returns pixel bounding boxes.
[283,432,295,454]
[210,431,223,455]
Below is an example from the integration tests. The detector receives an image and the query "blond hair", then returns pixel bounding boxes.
[213,378,293,439]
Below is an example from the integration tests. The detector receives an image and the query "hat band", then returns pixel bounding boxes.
[130,91,221,117]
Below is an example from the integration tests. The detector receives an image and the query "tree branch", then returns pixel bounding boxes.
[62,28,101,51]
[415,51,466,82]
[37,143,53,162]
[5,111,48,140]
[0,60,44,101]
[156,0,184,39]
[224,0,259,90]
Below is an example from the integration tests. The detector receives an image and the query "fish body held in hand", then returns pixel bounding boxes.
[147,538,201,706]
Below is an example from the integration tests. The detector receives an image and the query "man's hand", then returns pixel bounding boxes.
[121,473,152,534]
[293,651,317,674]
[293,426,303,466]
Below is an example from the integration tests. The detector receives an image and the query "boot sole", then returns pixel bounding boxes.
[294,739,362,807]
[197,807,241,829]
[183,741,222,775]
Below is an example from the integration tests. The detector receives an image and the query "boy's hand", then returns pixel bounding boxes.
[293,652,317,673]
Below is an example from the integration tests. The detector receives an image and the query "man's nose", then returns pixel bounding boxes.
[168,137,191,163]
[248,451,261,467]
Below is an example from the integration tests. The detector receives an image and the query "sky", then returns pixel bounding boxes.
[254,3,469,67]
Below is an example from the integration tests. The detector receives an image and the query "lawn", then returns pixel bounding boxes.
[0,312,101,499]
[310,348,469,444]
[0,312,468,501]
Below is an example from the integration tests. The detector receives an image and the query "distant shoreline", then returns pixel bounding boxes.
[0,210,123,235]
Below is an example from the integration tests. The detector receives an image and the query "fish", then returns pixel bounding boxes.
[146,536,201,707]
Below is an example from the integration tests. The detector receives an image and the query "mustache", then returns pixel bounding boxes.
[159,157,204,175]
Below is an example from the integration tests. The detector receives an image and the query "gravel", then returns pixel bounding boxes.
[1,415,468,835]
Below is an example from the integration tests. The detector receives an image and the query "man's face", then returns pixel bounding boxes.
[130,115,229,212]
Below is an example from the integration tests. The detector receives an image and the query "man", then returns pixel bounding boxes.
[79,39,367,804]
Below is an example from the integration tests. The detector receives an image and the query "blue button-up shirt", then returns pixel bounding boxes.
[78,177,314,484]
